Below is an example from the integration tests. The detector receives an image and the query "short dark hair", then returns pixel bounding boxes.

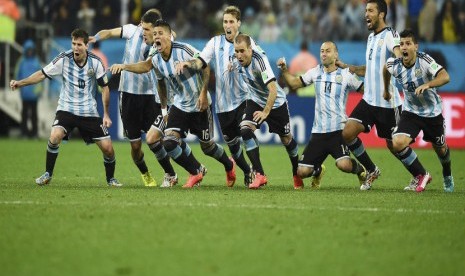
[71,28,89,44]
[367,0,387,21]
[224,6,241,21]
[142,9,162,25]
[154,19,171,34]
[234,34,251,47]
[399,29,417,44]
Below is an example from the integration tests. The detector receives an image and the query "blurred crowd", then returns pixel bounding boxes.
[10,0,465,44]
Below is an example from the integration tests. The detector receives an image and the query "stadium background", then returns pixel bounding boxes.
[1,0,464,147]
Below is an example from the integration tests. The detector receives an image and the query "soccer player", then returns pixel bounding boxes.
[337,0,402,190]
[175,6,254,187]
[277,41,367,189]
[110,20,236,188]
[10,29,122,187]
[384,29,454,192]
[233,34,300,189]
[90,9,177,187]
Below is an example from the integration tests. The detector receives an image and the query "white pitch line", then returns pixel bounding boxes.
[0,200,462,215]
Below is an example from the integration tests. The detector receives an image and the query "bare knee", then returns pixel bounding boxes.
[297,166,313,179]
[336,158,352,173]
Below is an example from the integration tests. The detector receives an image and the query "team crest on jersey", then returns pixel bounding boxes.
[87,69,95,77]
[415,69,422,78]
[378,39,384,47]
[335,75,343,84]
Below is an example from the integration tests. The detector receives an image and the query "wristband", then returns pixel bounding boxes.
[161,108,167,116]
[94,34,100,41]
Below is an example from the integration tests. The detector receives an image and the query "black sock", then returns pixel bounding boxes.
[396,147,426,176]
[46,140,59,176]
[284,138,299,176]
[133,154,148,174]
[104,155,116,182]
[227,137,251,174]
[180,140,201,169]
[438,147,451,177]
[348,138,376,172]
[312,166,322,177]
[203,143,232,171]
[148,141,175,175]
[242,129,263,174]
[350,159,364,175]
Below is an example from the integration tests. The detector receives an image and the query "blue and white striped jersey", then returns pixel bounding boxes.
[152,41,211,112]
[301,66,363,133]
[199,34,259,113]
[365,27,402,108]
[386,52,443,117]
[148,46,173,105]
[236,50,286,109]
[42,50,108,117]
[119,24,156,95]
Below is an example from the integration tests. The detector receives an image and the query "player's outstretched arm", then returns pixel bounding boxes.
[277,57,304,90]
[382,65,392,101]
[110,59,153,74]
[415,69,450,95]
[10,70,46,90]
[336,59,366,77]
[175,59,203,74]
[89,27,122,43]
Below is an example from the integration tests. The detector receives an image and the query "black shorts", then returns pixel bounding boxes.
[165,105,214,142]
[299,130,350,168]
[151,102,168,133]
[120,92,157,140]
[349,99,401,139]
[393,111,446,147]
[217,101,246,141]
[242,100,291,136]
[52,111,110,144]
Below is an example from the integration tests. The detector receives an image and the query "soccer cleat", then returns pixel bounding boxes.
[35,172,51,186]
[415,172,432,192]
[357,166,367,185]
[311,165,326,189]
[244,165,254,187]
[248,172,267,189]
[141,171,157,187]
[404,177,419,191]
[182,165,207,188]
[161,173,178,188]
[443,175,454,193]
[107,178,123,187]
[293,175,304,189]
[226,157,237,187]
[360,166,381,191]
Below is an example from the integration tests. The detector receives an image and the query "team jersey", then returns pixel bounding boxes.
[365,27,402,108]
[119,24,156,95]
[148,45,173,105]
[42,50,108,117]
[386,52,443,117]
[301,66,363,133]
[199,34,260,113]
[236,50,286,109]
[152,41,211,112]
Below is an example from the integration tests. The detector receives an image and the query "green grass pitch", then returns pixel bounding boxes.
[1,139,464,276]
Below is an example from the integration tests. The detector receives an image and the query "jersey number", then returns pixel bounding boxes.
[325,81,332,94]
[368,49,373,60]
[78,79,85,89]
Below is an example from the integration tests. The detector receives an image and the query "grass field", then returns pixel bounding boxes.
[0,139,464,276]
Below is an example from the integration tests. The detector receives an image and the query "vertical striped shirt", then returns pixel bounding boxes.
[199,34,259,113]
[365,27,402,108]
[236,50,286,109]
[152,41,211,112]
[386,52,443,117]
[42,50,108,117]
[119,24,156,95]
[301,66,363,133]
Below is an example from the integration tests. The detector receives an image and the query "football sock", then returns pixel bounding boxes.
[103,155,116,182]
[148,140,175,175]
[348,137,376,172]
[202,142,233,171]
[396,147,426,176]
[227,137,251,174]
[438,147,451,177]
[180,140,201,169]
[133,154,148,174]
[241,128,264,174]
[284,138,299,175]
[46,140,59,176]
[350,159,364,175]
[312,166,322,177]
